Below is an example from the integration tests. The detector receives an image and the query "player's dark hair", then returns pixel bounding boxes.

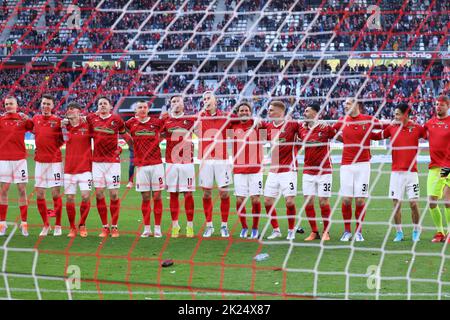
[97,96,112,105]
[396,103,410,115]
[170,95,183,102]
[41,94,55,103]
[236,100,252,112]
[67,101,82,110]
[309,103,321,113]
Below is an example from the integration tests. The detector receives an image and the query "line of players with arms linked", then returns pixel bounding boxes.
[0,92,448,243]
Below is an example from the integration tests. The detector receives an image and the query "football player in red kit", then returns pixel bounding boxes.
[0,96,33,236]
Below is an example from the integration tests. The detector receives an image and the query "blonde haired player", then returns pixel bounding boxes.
[197,91,233,238]
[261,101,300,240]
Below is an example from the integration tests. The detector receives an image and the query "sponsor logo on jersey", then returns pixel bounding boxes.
[167,127,190,133]
[94,127,115,134]
[135,130,156,136]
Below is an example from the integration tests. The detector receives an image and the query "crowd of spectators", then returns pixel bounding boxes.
[0,58,448,124]
[2,0,449,55]
[0,0,448,124]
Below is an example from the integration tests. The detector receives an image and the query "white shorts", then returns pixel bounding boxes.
[136,164,165,192]
[64,172,93,195]
[92,162,121,189]
[339,162,370,198]
[199,160,232,189]
[0,159,28,184]
[165,163,195,193]
[35,162,63,188]
[302,174,332,197]
[389,171,419,200]
[264,171,297,198]
[234,173,263,197]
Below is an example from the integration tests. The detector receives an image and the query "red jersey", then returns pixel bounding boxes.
[32,114,64,163]
[298,124,335,175]
[333,114,382,165]
[65,122,92,174]
[370,121,426,172]
[229,119,264,174]
[197,110,231,160]
[87,113,125,163]
[0,113,33,160]
[126,116,164,167]
[163,114,196,164]
[424,116,450,168]
[263,121,300,173]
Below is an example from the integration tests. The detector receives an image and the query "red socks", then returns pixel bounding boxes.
[37,198,49,227]
[265,204,279,229]
[53,196,62,226]
[202,197,213,223]
[320,204,331,233]
[110,199,120,226]
[220,197,230,223]
[170,192,180,222]
[237,201,248,229]
[0,204,7,221]
[238,201,262,230]
[96,197,108,225]
[305,204,318,233]
[286,204,296,230]
[184,193,194,222]
[154,198,162,226]
[342,203,352,232]
[19,205,28,222]
[66,202,76,229]
[251,202,261,230]
[79,201,90,226]
[355,203,366,233]
[141,200,151,225]
[0,203,27,223]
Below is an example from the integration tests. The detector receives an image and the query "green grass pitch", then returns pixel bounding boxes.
[0,150,449,300]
